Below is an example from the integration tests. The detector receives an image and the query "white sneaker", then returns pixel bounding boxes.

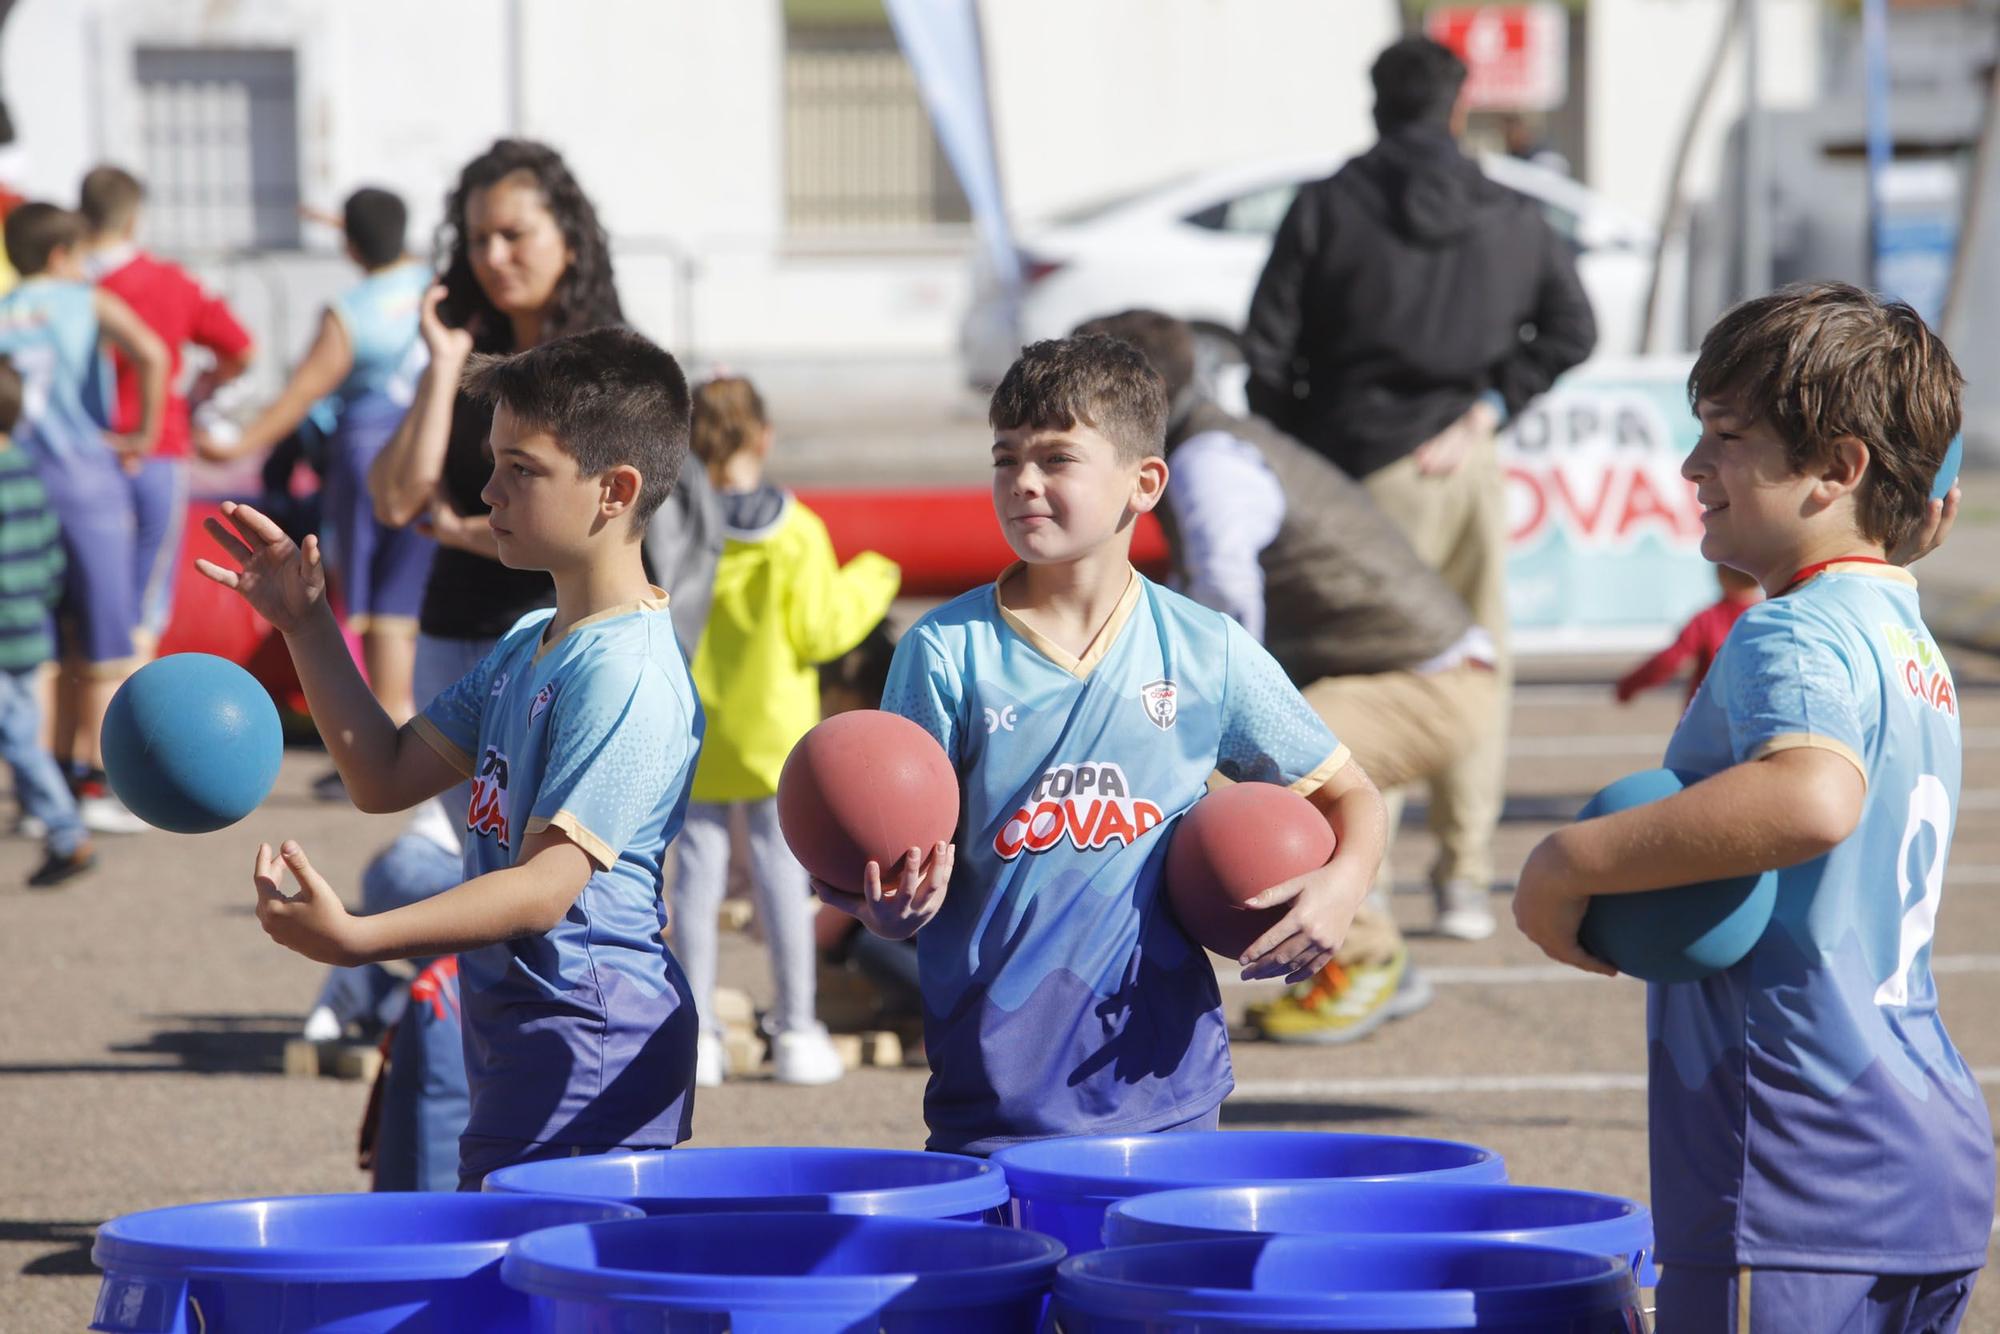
[14,813,47,840]
[1433,880,1498,941]
[695,1031,729,1088]
[79,793,149,835]
[773,1025,845,1086]
[302,1006,344,1044]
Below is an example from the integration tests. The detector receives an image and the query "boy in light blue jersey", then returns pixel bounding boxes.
[199,326,702,1188]
[1515,283,1992,1332]
[819,336,1387,1154]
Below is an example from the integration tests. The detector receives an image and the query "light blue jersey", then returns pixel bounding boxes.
[0,278,115,473]
[883,568,1345,1154]
[329,260,430,410]
[415,591,703,1148]
[1653,561,1994,1273]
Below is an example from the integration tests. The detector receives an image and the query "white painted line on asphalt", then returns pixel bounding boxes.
[1231,1068,2000,1100]
[1219,954,2000,991]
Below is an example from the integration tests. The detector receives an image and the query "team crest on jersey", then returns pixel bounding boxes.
[466,745,512,849]
[529,682,556,722]
[1882,624,1957,718]
[1139,678,1178,731]
[993,761,1166,860]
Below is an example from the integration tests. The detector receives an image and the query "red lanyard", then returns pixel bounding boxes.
[1781,554,1892,595]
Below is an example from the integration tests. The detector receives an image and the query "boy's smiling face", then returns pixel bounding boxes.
[1684,397,1863,591]
[991,421,1162,566]
[482,403,633,571]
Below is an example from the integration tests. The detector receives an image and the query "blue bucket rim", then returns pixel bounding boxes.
[1055,1235,1638,1326]
[484,1145,1010,1217]
[992,1131,1505,1201]
[1103,1181,1650,1256]
[501,1212,1066,1312]
[92,1193,642,1283]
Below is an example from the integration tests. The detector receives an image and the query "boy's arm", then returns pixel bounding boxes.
[1239,756,1386,983]
[1614,615,1703,702]
[1514,748,1864,973]
[201,309,350,462]
[253,827,594,966]
[184,273,255,400]
[1166,435,1285,640]
[197,501,460,812]
[91,289,169,458]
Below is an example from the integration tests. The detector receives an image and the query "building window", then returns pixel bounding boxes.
[784,2,970,233]
[133,47,301,251]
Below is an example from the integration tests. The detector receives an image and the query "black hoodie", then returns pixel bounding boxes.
[1241,123,1597,480]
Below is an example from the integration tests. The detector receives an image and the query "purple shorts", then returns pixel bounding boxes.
[321,393,435,630]
[37,453,137,669]
[127,456,188,641]
[1655,1264,1978,1334]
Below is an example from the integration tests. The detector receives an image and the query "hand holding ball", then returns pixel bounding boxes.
[1166,782,1335,960]
[102,654,283,834]
[1574,769,1777,982]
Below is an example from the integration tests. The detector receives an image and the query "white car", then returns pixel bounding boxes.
[960,152,1679,394]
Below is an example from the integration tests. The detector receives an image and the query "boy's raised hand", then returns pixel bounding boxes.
[1890,485,1959,567]
[419,284,475,369]
[254,841,366,967]
[811,841,953,941]
[195,500,326,634]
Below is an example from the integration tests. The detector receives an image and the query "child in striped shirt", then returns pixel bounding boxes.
[0,356,94,886]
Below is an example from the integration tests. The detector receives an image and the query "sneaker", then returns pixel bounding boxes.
[1433,880,1497,941]
[28,842,97,888]
[1251,950,1407,1046]
[773,1025,846,1085]
[78,791,149,836]
[302,1006,344,1044]
[1383,962,1435,1022]
[695,1031,729,1088]
[14,813,47,840]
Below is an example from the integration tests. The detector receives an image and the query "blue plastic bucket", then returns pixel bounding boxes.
[1103,1181,1656,1285]
[501,1211,1066,1332]
[485,1145,1009,1222]
[91,1192,641,1333]
[1053,1234,1644,1331]
[992,1131,1506,1255]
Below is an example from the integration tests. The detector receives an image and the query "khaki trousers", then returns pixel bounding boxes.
[1303,661,1501,966]
[1361,429,1511,890]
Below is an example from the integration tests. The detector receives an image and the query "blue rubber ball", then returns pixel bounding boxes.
[1931,434,1963,503]
[1575,768,1777,983]
[102,653,283,834]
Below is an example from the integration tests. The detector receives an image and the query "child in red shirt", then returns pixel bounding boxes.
[1615,564,1761,706]
[79,165,254,649]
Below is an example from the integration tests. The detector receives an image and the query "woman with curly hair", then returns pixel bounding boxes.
[368,139,623,831]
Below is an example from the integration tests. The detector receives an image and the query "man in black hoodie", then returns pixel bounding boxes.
[1243,36,1594,940]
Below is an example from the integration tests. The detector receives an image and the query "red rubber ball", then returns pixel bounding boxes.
[777,710,960,894]
[1166,782,1335,959]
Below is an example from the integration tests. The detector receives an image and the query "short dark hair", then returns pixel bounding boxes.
[343,187,407,269]
[4,202,86,276]
[1371,37,1467,133]
[989,335,1168,463]
[1689,281,1963,553]
[1071,310,1198,404]
[0,357,21,435]
[460,326,690,531]
[79,165,144,235]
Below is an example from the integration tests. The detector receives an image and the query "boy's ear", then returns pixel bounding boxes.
[1130,454,1169,515]
[600,463,644,518]
[1816,434,1870,502]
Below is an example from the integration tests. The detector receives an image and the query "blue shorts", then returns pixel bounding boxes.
[1655,1264,1979,1334]
[38,453,137,670]
[127,456,188,642]
[322,393,434,631]
[456,1133,671,1192]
